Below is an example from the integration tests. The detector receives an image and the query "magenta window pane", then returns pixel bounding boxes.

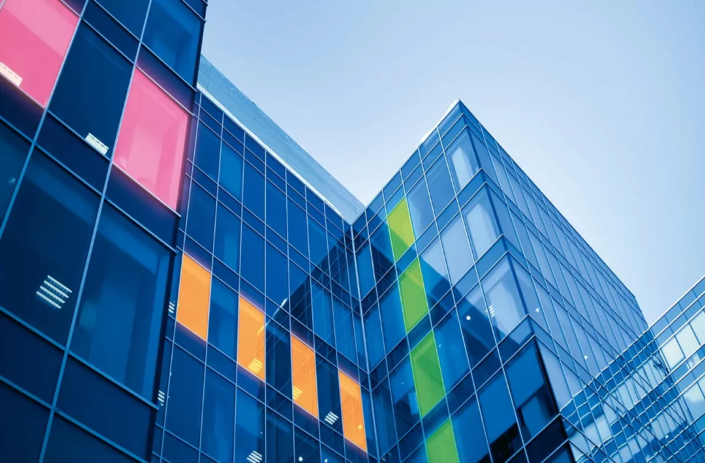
[113,70,189,209]
[0,0,78,107]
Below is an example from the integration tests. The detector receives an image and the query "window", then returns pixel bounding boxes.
[479,373,521,463]
[265,182,286,238]
[194,122,220,180]
[388,198,415,261]
[0,121,30,221]
[288,200,308,256]
[235,388,266,463]
[265,319,291,394]
[390,358,420,436]
[436,311,469,391]
[186,184,216,250]
[407,179,434,236]
[357,243,375,297]
[410,332,445,416]
[177,254,211,341]
[209,279,238,359]
[50,24,131,157]
[238,297,266,380]
[446,131,479,192]
[143,0,203,83]
[452,399,490,463]
[71,205,171,398]
[426,159,455,214]
[420,239,450,308]
[312,282,335,345]
[463,188,499,258]
[44,416,133,463]
[0,0,78,107]
[266,409,294,462]
[372,378,396,454]
[95,0,150,35]
[240,225,264,291]
[202,369,235,462]
[440,216,473,284]
[0,382,49,463]
[165,346,204,446]
[426,419,459,463]
[214,203,241,272]
[316,356,342,433]
[291,337,318,417]
[334,298,356,361]
[457,286,495,367]
[221,143,243,201]
[399,258,429,332]
[691,311,705,342]
[265,244,288,306]
[113,70,190,209]
[482,258,526,339]
[364,305,385,368]
[339,371,367,451]
[662,338,684,369]
[380,284,405,354]
[0,153,98,344]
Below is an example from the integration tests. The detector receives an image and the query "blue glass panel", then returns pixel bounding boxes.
[436,311,470,392]
[244,163,265,219]
[357,243,375,297]
[407,179,434,236]
[0,122,29,222]
[215,203,240,272]
[209,279,238,360]
[365,304,385,368]
[266,321,292,394]
[373,378,397,455]
[479,373,521,463]
[426,159,455,214]
[220,143,243,200]
[334,297,356,362]
[235,388,266,462]
[266,243,289,307]
[419,239,450,308]
[457,285,495,367]
[288,200,308,256]
[463,188,500,259]
[453,398,490,463]
[312,282,335,345]
[266,182,286,239]
[482,258,526,340]
[446,131,479,192]
[266,409,294,462]
[241,225,264,291]
[202,369,235,462]
[390,358,420,436]
[187,184,216,250]
[440,216,473,285]
[380,284,405,354]
[44,416,132,463]
[95,0,150,35]
[0,382,48,462]
[166,346,204,446]
[195,123,220,180]
[317,356,343,433]
[309,217,328,270]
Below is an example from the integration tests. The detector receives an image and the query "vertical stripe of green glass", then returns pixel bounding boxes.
[388,198,415,261]
[399,258,429,332]
[427,419,459,463]
[410,332,445,417]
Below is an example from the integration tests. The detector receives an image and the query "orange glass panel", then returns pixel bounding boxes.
[339,371,367,451]
[291,336,318,418]
[238,297,265,381]
[176,255,210,340]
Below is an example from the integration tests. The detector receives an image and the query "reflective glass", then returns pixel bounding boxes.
[235,387,266,462]
[209,279,238,359]
[238,297,266,380]
[265,320,291,394]
[266,409,294,462]
[177,254,211,341]
[214,203,241,272]
[0,0,78,106]
[463,188,500,259]
[399,258,429,332]
[482,258,526,339]
[0,121,30,221]
[334,297,356,361]
[0,153,98,343]
[365,305,385,368]
[114,70,189,209]
[453,398,490,463]
[44,416,132,463]
[410,332,445,416]
[291,336,319,417]
[312,282,335,345]
[457,286,495,367]
[479,373,521,463]
[166,346,204,446]
[0,382,48,463]
[195,123,220,180]
[339,371,367,451]
[220,143,243,200]
[426,419,459,463]
[265,182,286,238]
[202,369,235,462]
[241,225,264,291]
[72,205,171,398]
[388,198,415,261]
[95,0,149,35]
[187,184,216,250]
[426,159,455,214]
[390,358,420,436]
[440,216,473,284]
[316,356,342,434]
[380,284,405,354]
[436,311,469,391]
[407,179,434,235]
[446,131,479,192]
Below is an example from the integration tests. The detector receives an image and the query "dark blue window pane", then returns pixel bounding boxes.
[295,427,319,462]
[50,24,131,158]
[317,356,343,433]
[266,409,294,462]
[266,317,292,394]
[220,143,243,201]
[407,179,434,235]
[0,153,98,344]
[266,182,286,238]
[95,0,150,35]
[453,398,490,463]
[235,388,266,462]
[312,282,335,345]
[266,244,288,306]
[357,243,375,297]
[71,205,171,398]
[0,382,48,463]
[308,218,328,270]
[195,123,220,180]
[380,284,405,354]
[426,159,455,214]
[214,204,240,272]
[390,358,420,436]
[457,286,495,367]
[209,279,238,360]
[371,223,394,280]
[202,369,235,462]
[0,122,29,221]
[364,305,385,368]
[419,239,449,308]
[45,416,132,463]
[143,0,202,83]
[244,163,265,219]
[166,346,204,446]
[241,225,264,291]
[288,201,308,256]
[436,311,469,392]
[372,379,397,454]
[479,373,521,463]
[187,184,216,250]
[334,297,356,361]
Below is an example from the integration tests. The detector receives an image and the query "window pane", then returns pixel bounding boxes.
[0,382,48,463]
[390,358,420,436]
[220,143,243,200]
[71,205,171,397]
[266,409,293,462]
[388,197,415,261]
[662,338,684,369]
[364,305,385,368]
[214,203,241,272]
[676,325,699,359]
[316,356,342,434]
[339,371,367,451]
[292,337,319,417]
[202,369,235,462]
[0,121,30,221]
[463,188,499,258]
[446,131,478,192]
[312,282,335,345]
[265,182,285,238]
[479,373,521,463]
[265,319,291,394]
[195,123,220,180]
[372,379,396,454]
[410,332,445,416]
[452,399,490,463]
[357,243,375,297]
[45,416,132,463]
[266,244,288,306]
[114,70,189,209]
[241,225,264,291]
[143,0,202,83]
[436,311,469,392]
[50,24,131,156]
[426,419,459,463]
[691,311,705,342]
[177,254,211,341]
[440,216,473,284]
[95,0,149,35]
[482,258,526,340]
[420,239,450,308]
[399,258,430,332]
[209,279,238,360]
[235,388,266,463]
[165,346,204,445]
[334,298,356,361]
[426,159,455,214]
[243,162,264,219]
[186,184,216,250]
[407,179,434,236]
[380,284,405,354]
[457,286,495,367]
[0,0,78,106]
[0,153,98,343]
[238,297,266,380]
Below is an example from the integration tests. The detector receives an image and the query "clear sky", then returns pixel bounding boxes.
[201,0,705,324]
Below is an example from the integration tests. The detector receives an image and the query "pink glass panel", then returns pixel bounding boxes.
[114,70,189,209]
[0,0,78,107]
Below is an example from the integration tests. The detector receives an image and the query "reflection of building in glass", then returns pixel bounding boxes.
[0,1,704,461]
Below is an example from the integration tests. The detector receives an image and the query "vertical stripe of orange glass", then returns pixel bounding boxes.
[176,255,210,340]
[339,371,367,451]
[291,337,318,417]
[238,297,265,381]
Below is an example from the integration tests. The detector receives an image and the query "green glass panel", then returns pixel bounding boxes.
[388,198,415,261]
[399,258,429,332]
[410,332,445,416]
[427,419,459,463]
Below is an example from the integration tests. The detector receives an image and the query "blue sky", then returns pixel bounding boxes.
[201,1,705,323]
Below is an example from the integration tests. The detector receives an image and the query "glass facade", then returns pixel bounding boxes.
[0,1,703,462]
